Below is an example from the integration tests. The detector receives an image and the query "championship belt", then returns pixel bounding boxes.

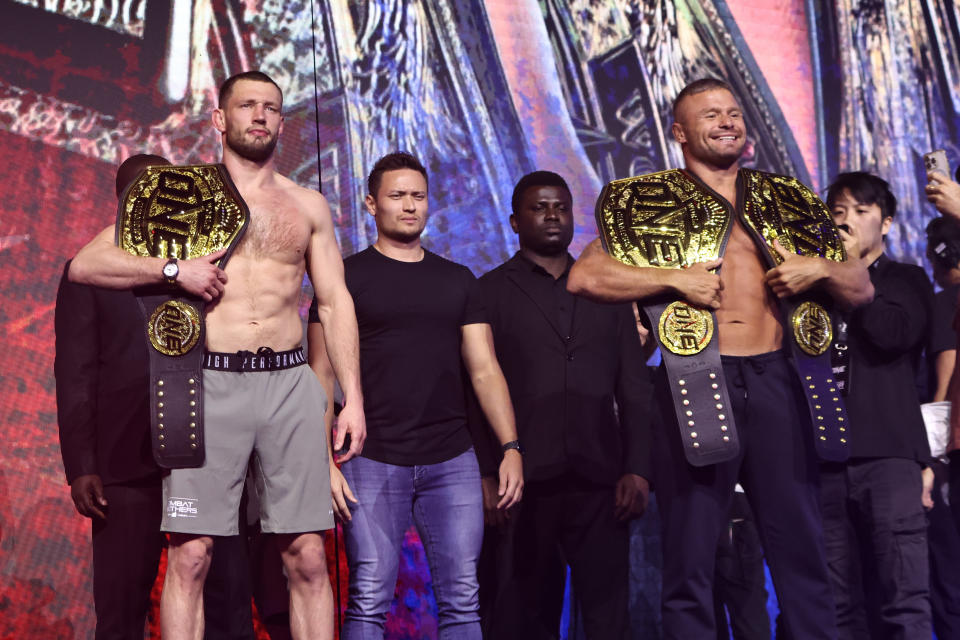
[596,169,738,466]
[738,169,849,462]
[596,168,851,466]
[116,164,249,468]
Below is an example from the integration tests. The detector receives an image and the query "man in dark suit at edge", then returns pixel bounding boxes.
[476,170,652,639]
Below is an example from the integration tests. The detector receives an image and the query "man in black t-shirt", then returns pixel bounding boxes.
[308,152,523,640]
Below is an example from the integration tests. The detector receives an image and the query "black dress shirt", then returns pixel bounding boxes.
[843,254,933,462]
[55,262,159,486]
[476,252,652,485]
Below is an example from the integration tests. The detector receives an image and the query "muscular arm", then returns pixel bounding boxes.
[308,321,359,520]
[69,226,228,301]
[817,257,875,309]
[305,191,365,459]
[461,322,522,508]
[765,239,873,309]
[307,322,336,450]
[568,238,722,307]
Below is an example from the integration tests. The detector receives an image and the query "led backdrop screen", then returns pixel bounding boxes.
[1,0,959,638]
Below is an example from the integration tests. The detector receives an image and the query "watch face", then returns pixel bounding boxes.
[163,262,178,278]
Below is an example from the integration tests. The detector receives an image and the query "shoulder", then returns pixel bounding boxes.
[276,173,331,223]
[889,260,930,283]
[343,247,373,268]
[424,250,476,278]
[478,260,511,284]
[880,259,933,294]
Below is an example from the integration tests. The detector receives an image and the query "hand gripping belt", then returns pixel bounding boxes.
[595,168,850,466]
[115,164,249,468]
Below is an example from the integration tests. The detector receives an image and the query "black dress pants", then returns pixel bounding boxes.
[480,473,630,640]
[654,351,837,640]
[713,492,770,640]
[820,458,931,640]
[91,480,254,639]
[927,461,960,640]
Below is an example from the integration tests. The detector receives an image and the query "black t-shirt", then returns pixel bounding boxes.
[311,247,486,465]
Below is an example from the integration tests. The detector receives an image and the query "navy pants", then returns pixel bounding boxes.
[653,350,837,639]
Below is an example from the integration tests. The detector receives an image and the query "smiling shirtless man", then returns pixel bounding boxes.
[69,71,364,640]
[568,78,873,639]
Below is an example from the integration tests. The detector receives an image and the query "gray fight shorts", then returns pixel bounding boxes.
[162,358,333,535]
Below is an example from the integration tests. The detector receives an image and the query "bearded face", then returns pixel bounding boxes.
[217,79,283,163]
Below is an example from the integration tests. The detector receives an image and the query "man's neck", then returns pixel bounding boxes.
[684,153,739,205]
[519,246,568,279]
[222,148,277,190]
[863,244,885,266]
[374,236,424,262]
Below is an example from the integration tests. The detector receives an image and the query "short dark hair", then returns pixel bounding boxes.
[826,172,897,220]
[367,152,428,197]
[116,153,170,197]
[926,217,960,268]
[218,71,283,108]
[511,171,571,216]
[672,78,735,120]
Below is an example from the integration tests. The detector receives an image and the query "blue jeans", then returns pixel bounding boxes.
[340,448,483,640]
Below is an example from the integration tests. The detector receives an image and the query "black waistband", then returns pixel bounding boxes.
[719,348,788,365]
[203,347,306,372]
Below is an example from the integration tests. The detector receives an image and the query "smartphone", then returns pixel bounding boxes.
[924,149,950,179]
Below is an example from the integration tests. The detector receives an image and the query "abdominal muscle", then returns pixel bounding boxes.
[204,253,306,352]
[715,221,784,356]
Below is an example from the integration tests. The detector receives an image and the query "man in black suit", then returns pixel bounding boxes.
[476,171,651,640]
[823,171,934,638]
[55,154,254,639]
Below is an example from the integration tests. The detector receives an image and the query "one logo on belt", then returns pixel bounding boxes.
[148,300,201,356]
[658,301,714,356]
[167,497,199,518]
[791,301,833,356]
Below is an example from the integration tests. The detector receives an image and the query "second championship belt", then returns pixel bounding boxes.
[116,164,249,468]
[596,169,737,466]
[739,169,850,462]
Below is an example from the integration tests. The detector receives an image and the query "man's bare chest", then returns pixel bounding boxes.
[237,199,310,259]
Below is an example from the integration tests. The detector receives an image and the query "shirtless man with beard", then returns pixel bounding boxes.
[568,78,873,639]
[69,71,364,640]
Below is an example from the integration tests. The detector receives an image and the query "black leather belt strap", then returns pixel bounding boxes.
[784,301,850,462]
[644,301,740,467]
[138,292,206,468]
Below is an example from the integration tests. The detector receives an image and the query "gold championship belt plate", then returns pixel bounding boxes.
[658,301,714,356]
[790,301,833,356]
[596,170,728,355]
[115,163,249,468]
[595,168,851,465]
[116,164,248,356]
[738,171,846,352]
